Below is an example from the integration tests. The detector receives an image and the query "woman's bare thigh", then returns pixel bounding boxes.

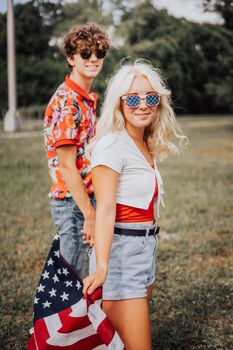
[102,298,152,350]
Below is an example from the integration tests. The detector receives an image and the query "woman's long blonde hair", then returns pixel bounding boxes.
[87,59,187,161]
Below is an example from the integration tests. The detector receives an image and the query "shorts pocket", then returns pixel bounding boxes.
[123,236,146,256]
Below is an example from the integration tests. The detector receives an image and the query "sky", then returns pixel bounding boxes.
[0,0,222,24]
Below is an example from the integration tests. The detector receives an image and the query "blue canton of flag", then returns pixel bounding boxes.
[33,234,83,322]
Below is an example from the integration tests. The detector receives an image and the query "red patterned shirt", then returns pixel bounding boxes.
[44,76,98,199]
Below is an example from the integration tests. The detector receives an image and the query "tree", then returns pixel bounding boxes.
[0,1,65,117]
[118,0,233,113]
[53,0,113,36]
[203,0,233,30]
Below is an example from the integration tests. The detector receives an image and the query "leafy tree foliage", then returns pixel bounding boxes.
[118,0,233,113]
[1,0,232,118]
[53,0,112,36]
[0,0,67,117]
[203,0,233,30]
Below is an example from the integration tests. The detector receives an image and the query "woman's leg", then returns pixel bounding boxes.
[103,298,152,350]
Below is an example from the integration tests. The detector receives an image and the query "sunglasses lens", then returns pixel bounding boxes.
[146,94,160,106]
[96,50,107,59]
[80,50,91,59]
[126,95,140,108]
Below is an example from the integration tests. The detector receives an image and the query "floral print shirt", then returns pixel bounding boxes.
[44,76,98,199]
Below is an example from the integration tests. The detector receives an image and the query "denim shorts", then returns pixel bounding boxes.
[50,195,95,279]
[89,222,159,300]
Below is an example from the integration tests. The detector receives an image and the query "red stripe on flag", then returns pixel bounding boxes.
[97,317,115,346]
[27,332,37,350]
[33,318,50,350]
[58,307,72,324]
[59,314,91,333]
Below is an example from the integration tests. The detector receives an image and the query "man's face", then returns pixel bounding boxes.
[67,47,105,80]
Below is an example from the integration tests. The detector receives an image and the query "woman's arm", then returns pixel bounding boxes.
[83,165,120,295]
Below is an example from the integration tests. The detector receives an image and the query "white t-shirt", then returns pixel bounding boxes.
[91,129,164,217]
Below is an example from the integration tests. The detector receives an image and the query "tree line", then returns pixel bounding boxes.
[0,0,232,117]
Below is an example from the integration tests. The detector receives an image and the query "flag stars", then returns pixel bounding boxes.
[42,270,50,280]
[47,258,54,266]
[34,297,39,304]
[54,250,60,258]
[37,284,45,293]
[62,268,69,276]
[52,274,59,283]
[43,300,52,309]
[60,292,69,301]
[48,288,57,297]
[65,281,73,288]
[76,281,82,290]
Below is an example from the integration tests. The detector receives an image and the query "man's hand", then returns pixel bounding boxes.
[82,207,95,246]
[82,216,95,246]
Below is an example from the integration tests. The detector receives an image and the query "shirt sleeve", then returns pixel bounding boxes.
[91,135,123,174]
[49,93,82,148]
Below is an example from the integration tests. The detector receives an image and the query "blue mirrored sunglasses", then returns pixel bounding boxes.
[121,93,160,108]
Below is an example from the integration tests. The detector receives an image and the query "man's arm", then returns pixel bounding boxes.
[56,144,95,243]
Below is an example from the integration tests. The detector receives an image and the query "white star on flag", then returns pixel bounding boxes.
[42,300,52,309]
[34,297,39,304]
[41,270,49,280]
[54,250,60,257]
[52,274,59,283]
[60,292,69,301]
[47,258,54,266]
[62,268,69,276]
[57,268,62,274]
[37,284,45,293]
[76,281,82,290]
[65,281,72,287]
[48,288,57,297]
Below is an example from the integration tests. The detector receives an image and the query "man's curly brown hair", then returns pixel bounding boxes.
[63,22,110,61]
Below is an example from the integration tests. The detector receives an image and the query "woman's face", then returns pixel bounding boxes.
[121,75,158,131]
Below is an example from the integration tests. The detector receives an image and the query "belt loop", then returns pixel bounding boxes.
[146,228,150,238]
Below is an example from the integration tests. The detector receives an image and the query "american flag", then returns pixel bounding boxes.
[27,234,124,350]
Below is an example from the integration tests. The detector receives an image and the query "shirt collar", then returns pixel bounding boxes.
[65,75,98,107]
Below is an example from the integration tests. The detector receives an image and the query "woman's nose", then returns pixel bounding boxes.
[138,98,147,109]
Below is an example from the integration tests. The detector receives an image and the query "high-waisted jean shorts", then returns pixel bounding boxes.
[89,222,159,300]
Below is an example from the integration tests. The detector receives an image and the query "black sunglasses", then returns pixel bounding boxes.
[79,49,107,60]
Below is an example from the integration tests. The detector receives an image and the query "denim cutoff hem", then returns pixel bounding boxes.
[89,221,159,300]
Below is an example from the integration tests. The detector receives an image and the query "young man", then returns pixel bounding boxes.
[44,23,110,279]
[27,24,113,350]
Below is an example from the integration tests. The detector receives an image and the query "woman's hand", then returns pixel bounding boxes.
[83,267,108,295]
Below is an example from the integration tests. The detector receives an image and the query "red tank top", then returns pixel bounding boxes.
[115,164,158,223]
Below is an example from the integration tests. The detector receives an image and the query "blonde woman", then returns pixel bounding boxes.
[83,60,187,350]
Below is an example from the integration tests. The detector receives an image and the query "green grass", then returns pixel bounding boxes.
[0,117,233,349]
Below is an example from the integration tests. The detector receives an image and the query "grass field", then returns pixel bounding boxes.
[0,117,232,349]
